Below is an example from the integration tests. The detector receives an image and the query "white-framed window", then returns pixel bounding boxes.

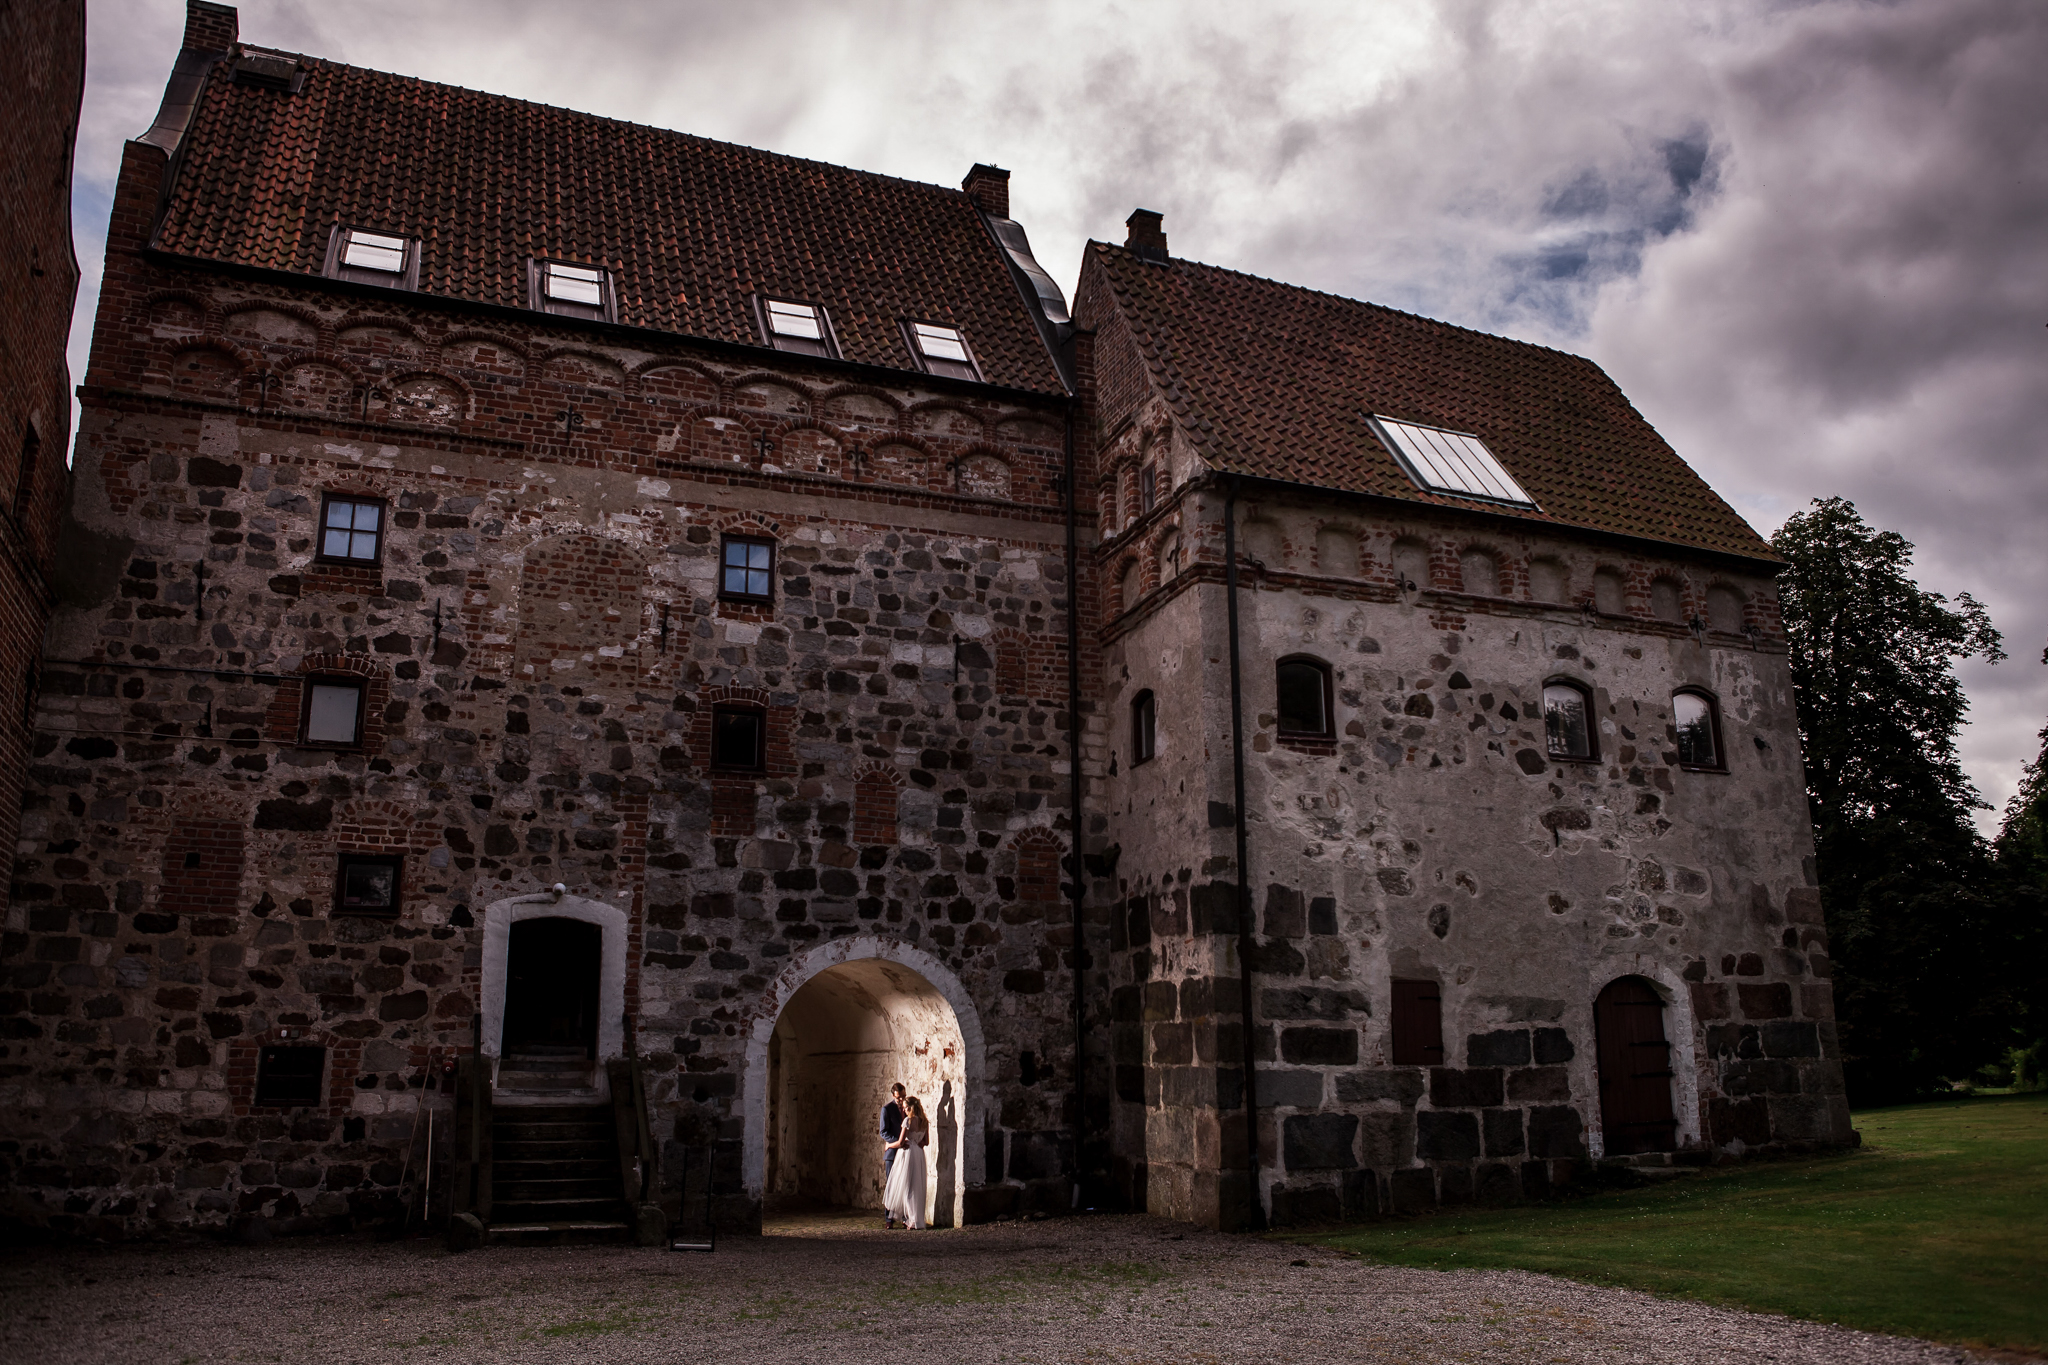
[324,226,419,290]
[759,297,836,358]
[905,320,980,381]
[528,258,615,322]
[1367,413,1537,509]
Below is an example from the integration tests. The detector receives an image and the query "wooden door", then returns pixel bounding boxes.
[1593,976,1678,1155]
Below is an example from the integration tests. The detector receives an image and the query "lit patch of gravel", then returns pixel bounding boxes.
[0,1211,2027,1365]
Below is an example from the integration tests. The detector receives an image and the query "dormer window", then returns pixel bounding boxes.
[324,227,419,290]
[759,297,836,358]
[905,321,981,381]
[1367,414,1537,509]
[529,259,616,322]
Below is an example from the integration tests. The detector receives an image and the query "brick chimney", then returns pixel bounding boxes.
[1125,209,1168,263]
[183,0,238,52]
[961,164,1010,219]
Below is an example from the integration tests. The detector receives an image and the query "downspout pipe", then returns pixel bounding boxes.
[1063,394,1087,1208]
[1222,476,1262,1230]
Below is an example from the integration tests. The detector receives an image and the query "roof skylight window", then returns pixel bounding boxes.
[325,226,419,290]
[1366,415,1537,509]
[906,321,981,382]
[528,258,616,322]
[760,298,836,358]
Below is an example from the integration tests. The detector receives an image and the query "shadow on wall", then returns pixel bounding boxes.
[766,959,966,1225]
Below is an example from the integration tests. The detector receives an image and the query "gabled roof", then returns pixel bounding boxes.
[1081,241,1776,561]
[148,53,1067,395]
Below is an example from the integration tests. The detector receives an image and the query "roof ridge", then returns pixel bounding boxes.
[1085,239,1602,369]
[260,51,980,206]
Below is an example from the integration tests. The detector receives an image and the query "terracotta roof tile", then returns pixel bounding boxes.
[1085,242,1775,561]
[152,57,1065,394]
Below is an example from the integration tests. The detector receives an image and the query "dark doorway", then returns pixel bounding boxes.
[502,916,601,1058]
[1593,975,1678,1155]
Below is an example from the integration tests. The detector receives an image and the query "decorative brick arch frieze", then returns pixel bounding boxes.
[816,382,908,429]
[852,761,904,845]
[371,366,474,426]
[862,431,941,489]
[908,398,992,440]
[331,310,434,350]
[263,653,391,747]
[221,297,329,348]
[949,443,1013,499]
[712,511,782,539]
[141,286,215,329]
[440,326,533,366]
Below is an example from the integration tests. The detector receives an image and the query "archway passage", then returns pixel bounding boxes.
[766,958,966,1226]
[1594,975,1679,1155]
[502,916,601,1059]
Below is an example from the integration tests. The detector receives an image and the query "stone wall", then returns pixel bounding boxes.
[1092,451,1850,1227]
[0,136,1096,1237]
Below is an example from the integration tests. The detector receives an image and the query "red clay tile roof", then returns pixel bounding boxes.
[1083,242,1777,561]
[150,55,1066,394]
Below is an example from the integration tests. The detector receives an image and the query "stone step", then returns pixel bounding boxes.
[496,1157,614,1181]
[504,1044,588,1059]
[493,1120,613,1145]
[495,1175,619,1202]
[496,1069,598,1089]
[484,1219,633,1248]
[491,1196,628,1223]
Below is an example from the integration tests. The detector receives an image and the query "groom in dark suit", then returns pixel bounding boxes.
[880,1081,906,1229]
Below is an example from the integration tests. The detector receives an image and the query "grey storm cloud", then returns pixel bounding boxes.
[67,0,2048,825]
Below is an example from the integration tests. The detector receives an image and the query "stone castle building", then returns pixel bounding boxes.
[1,1,1850,1241]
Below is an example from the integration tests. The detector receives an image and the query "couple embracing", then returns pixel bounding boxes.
[878,1081,931,1230]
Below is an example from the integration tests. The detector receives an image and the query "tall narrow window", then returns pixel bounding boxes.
[760,297,836,358]
[254,1045,327,1107]
[1276,657,1333,739]
[1390,978,1444,1066]
[1130,689,1156,765]
[318,494,385,564]
[710,704,766,772]
[1673,689,1723,770]
[905,321,980,381]
[528,259,616,322]
[324,226,419,290]
[334,853,403,918]
[1543,681,1596,761]
[302,678,367,746]
[13,423,39,519]
[1139,466,1158,514]
[720,535,774,603]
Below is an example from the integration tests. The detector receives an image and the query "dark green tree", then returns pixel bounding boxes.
[1991,653,2048,1086]
[1772,497,2009,1103]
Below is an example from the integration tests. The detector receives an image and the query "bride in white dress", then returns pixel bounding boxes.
[883,1095,930,1230]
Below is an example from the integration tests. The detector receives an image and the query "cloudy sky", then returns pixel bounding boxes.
[67,0,2047,830]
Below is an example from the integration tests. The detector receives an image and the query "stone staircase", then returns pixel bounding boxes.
[496,1043,603,1103]
[485,1103,633,1243]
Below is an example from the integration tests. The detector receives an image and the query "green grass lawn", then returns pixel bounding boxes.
[1292,1092,2048,1353]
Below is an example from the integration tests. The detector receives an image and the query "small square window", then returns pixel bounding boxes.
[529,259,615,321]
[302,678,366,746]
[720,535,774,602]
[711,705,766,772]
[325,226,418,290]
[254,1045,326,1107]
[335,852,403,918]
[906,321,981,381]
[761,297,835,358]
[319,494,384,564]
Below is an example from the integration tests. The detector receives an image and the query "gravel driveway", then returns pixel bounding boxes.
[0,1210,2020,1365]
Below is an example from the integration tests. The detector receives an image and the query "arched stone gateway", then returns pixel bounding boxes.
[743,937,986,1228]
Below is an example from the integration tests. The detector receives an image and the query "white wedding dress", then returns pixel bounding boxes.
[883,1123,929,1229]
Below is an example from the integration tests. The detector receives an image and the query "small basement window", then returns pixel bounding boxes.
[325,226,419,290]
[1130,689,1156,765]
[254,1045,326,1107]
[1673,689,1724,770]
[318,494,385,564]
[529,259,616,322]
[1276,657,1333,739]
[1367,414,1536,509]
[334,853,403,918]
[720,535,774,602]
[302,678,366,746]
[905,321,980,381]
[1543,680,1597,761]
[760,298,836,358]
[710,705,766,772]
